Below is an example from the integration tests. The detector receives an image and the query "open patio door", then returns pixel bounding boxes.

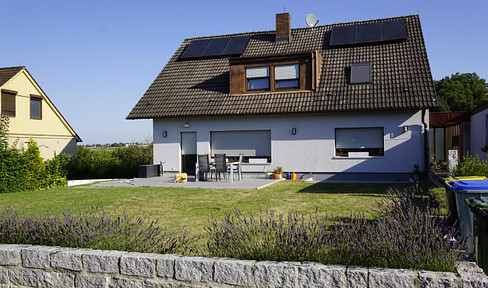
[181,132,197,175]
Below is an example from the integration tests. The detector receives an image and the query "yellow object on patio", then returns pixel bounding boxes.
[175,173,188,183]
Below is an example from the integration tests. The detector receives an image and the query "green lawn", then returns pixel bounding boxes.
[0,180,436,245]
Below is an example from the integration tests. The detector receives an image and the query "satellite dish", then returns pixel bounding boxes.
[305,13,319,27]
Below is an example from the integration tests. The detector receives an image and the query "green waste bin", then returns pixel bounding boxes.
[465,198,488,274]
[444,177,486,225]
[445,180,488,253]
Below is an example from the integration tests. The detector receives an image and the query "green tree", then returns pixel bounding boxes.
[435,72,488,112]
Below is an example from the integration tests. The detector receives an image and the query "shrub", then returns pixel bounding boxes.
[0,205,193,255]
[453,152,488,177]
[68,145,152,179]
[205,188,463,272]
[0,114,70,192]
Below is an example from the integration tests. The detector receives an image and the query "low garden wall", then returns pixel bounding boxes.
[0,244,486,288]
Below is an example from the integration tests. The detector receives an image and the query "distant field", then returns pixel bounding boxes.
[84,144,151,151]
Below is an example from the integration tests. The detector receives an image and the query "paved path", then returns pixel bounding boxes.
[91,174,283,189]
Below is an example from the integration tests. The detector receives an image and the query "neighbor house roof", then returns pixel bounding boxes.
[0,66,82,142]
[127,14,437,120]
[0,66,24,87]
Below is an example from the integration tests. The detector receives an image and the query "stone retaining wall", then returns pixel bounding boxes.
[0,244,486,287]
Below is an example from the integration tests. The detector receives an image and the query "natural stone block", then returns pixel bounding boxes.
[0,244,29,266]
[369,267,415,288]
[120,252,161,278]
[156,254,180,278]
[0,267,8,284]
[175,256,215,283]
[417,270,458,288]
[83,249,126,274]
[51,248,89,271]
[347,266,368,288]
[75,274,107,288]
[22,246,59,269]
[298,262,346,288]
[253,261,299,288]
[457,261,488,288]
[40,271,75,288]
[214,258,255,286]
[9,267,40,287]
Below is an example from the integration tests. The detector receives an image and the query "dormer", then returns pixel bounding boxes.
[229,51,323,95]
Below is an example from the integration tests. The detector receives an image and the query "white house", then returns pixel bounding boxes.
[127,13,437,181]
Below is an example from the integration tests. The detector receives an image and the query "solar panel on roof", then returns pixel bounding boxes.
[329,25,355,46]
[355,23,381,44]
[223,36,250,55]
[201,38,230,57]
[180,39,210,59]
[381,19,407,41]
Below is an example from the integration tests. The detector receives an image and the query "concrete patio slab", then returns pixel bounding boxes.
[90,174,284,189]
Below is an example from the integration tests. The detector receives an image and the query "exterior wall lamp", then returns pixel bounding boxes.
[162,131,167,137]
[184,123,190,128]
[403,126,408,133]
[292,128,297,135]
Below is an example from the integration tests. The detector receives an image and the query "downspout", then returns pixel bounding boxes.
[421,109,429,174]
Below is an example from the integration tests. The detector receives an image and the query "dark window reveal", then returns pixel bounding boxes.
[335,127,384,157]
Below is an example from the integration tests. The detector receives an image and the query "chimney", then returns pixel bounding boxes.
[276,13,292,43]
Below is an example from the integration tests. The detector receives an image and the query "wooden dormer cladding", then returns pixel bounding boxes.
[229,51,323,95]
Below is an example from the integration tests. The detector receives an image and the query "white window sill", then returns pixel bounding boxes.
[333,156,384,159]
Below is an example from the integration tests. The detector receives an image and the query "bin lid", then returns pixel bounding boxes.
[449,180,488,191]
[444,176,486,183]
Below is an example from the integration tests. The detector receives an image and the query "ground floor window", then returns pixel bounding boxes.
[210,130,271,162]
[335,127,384,157]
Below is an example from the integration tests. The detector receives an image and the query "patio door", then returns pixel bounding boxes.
[181,132,197,175]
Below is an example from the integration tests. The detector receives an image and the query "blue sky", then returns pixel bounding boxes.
[2,0,487,144]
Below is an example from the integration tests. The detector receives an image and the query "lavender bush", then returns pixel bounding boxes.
[206,188,464,272]
[0,205,193,255]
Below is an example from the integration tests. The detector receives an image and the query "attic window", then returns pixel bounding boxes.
[246,67,270,90]
[275,64,299,89]
[30,95,43,119]
[350,63,371,84]
[229,51,323,95]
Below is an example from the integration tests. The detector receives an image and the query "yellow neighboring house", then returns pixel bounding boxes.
[0,66,81,159]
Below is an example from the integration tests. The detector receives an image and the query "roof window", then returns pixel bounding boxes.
[350,63,371,84]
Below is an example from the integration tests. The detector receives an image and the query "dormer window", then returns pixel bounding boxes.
[275,64,299,89]
[229,51,322,95]
[246,67,270,90]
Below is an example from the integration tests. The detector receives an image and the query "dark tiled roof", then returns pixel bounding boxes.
[127,15,437,119]
[0,66,24,87]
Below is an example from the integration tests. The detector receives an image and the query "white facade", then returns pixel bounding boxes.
[153,109,429,175]
[470,107,488,158]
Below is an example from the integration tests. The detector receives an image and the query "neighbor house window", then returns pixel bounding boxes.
[30,95,42,119]
[211,130,271,162]
[246,67,270,90]
[335,127,384,157]
[1,89,17,117]
[275,64,299,89]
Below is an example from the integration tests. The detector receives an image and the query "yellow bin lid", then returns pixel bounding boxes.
[444,176,487,183]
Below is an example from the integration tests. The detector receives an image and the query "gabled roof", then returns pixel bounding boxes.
[0,66,24,87]
[0,66,82,142]
[127,14,437,120]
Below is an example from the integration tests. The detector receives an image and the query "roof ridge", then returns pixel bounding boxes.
[182,14,418,41]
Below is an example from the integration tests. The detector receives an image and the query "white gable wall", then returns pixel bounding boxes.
[470,108,488,158]
[153,110,427,174]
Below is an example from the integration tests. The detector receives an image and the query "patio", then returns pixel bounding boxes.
[91,173,283,189]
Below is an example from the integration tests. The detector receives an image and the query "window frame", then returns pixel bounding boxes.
[1,89,17,117]
[210,130,272,163]
[274,63,300,90]
[30,94,43,120]
[229,51,323,95]
[335,127,384,157]
[246,66,270,91]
